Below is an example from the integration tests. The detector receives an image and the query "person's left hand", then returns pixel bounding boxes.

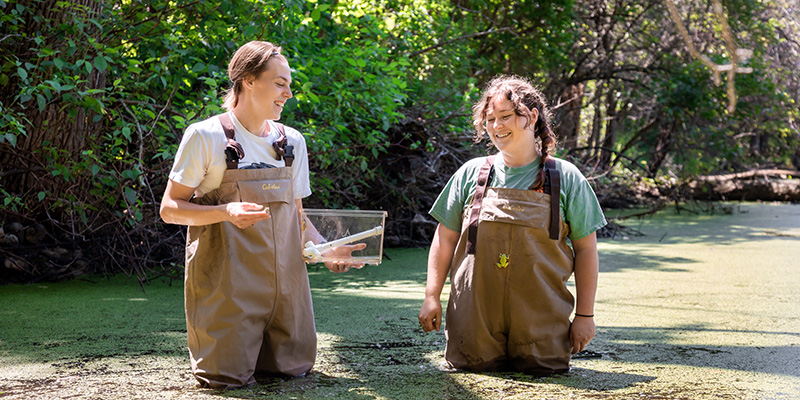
[323,243,367,273]
[569,316,596,354]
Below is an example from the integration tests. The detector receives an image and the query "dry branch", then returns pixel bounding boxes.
[665,0,753,113]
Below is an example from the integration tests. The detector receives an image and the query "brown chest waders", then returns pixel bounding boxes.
[184,114,314,388]
[445,156,575,374]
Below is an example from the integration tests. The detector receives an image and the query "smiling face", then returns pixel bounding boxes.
[244,56,293,121]
[484,97,540,167]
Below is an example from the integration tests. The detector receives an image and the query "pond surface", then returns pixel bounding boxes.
[0,202,797,399]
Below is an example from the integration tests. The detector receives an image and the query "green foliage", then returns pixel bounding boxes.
[0,102,27,146]
[576,0,800,181]
[276,1,412,206]
[1,0,798,280]
[0,0,429,278]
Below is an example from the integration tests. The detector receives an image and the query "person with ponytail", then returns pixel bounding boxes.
[160,41,362,388]
[418,75,606,375]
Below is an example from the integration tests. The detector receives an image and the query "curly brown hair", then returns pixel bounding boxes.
[472,75,557,191]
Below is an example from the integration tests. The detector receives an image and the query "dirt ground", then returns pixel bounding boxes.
[0,202,798,399]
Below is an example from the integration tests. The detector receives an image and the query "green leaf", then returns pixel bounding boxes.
[17,67,27,81]
[36,94,46,112]
[37,191,46,201]
[93,55,107,72]
[192,62,205,72]
[123,187,136,204]
[345,58,358,67]
[45,80,62,92]
[88,18,102,30]
[53,58,65,70]
[4,133,17,146]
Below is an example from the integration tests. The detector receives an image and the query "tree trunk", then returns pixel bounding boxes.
[588,85,604,159]
[554,83,584,150]
[690,169,800,201]
[0,0,105,194]
[649,118,674,175]
[600,87,618,169]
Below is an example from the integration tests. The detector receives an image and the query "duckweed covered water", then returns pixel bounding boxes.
[1,202,798,399]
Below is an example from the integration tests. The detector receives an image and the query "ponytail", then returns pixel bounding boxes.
[223,41,285,111]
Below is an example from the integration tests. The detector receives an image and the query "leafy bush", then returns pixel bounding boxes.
[0,0,446,282]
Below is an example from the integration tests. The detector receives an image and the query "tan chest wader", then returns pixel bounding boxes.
[444,156,575,374]
[184,114,316,388]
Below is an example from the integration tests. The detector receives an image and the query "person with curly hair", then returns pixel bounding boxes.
[419,75,606,375]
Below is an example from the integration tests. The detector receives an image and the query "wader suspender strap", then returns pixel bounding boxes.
[466,156,495,255]
[219,114,294,168]
[466,156,561,254]
[219,113,244,170]
[272,123,294,167]
[544,158,561,240]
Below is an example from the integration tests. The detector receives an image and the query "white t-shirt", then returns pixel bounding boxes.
[168,111,312,199]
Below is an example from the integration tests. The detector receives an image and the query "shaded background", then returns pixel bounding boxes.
[1,0,798,283]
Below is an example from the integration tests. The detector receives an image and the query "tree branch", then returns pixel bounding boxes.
[665,0,753,113]
[407,27,515,58]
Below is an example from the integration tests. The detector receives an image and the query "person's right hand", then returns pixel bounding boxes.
[226,202,270,229]
[418,296,443,332]
[322,243,367,273]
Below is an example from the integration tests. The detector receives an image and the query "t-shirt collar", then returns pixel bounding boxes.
[228,111,276,139]
[493,154,541,175]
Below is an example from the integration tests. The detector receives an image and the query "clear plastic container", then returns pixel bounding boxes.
[301,209,387,265]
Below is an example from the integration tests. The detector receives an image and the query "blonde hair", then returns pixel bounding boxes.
[472,75,557,190]
[222,41,286,111]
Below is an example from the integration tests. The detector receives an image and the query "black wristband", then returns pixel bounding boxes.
[574,313,594,318]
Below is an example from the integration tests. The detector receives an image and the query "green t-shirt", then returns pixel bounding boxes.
[429,156,607,241]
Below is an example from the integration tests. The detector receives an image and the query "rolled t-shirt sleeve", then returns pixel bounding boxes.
[561,162,607,241]
[429,160,481,234]
[168,128,210,189]
[430,177,464,233]
[287,127,312,199]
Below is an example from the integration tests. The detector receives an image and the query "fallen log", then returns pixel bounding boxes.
[690,169,800,201]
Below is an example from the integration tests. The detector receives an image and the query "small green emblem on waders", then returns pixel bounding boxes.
[497,253,509,269]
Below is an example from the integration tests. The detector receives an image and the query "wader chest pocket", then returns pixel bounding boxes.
[479,196,548,229]
[237,179,293,205]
